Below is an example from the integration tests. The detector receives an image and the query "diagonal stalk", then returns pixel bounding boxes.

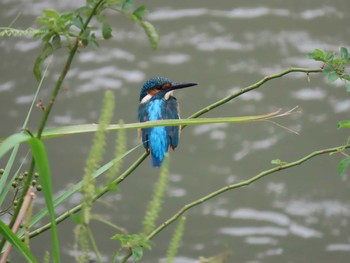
[26,152,148,239]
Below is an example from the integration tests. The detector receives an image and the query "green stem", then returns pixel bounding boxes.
[120,250,132,263]
[0,0,106,254]
[146,144,350,241]
[186,67,322,121]
[87,227,103,263]
[37,0,105,138]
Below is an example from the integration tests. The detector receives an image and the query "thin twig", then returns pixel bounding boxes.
[185,67,322,122]
[146,144,350,241]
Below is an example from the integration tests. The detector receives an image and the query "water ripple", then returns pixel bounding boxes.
[275,200,350,217]
[231,208,290,226]
[292,88,327,100]
[152,53,190,65]
[300,6,343,20]
[220,226,288,236]
[234,137,278,160]
[331,99,350,113]
[212,7,290,18]
[289,222,322,238]
[245,236,278,245]
[0,81,15,92]
[326,243,350,251]
[78,49,135,63]
[148,8,208,20]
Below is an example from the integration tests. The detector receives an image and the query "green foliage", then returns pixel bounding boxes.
[337,120,350,129]
[337,157,350,176]
[142,156,169,235]
[307,47,350,91]
[31,0,159,81]
[111,234,152,261]
[166,216,186,263]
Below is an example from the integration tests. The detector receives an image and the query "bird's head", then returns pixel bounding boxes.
[139,77,197,103]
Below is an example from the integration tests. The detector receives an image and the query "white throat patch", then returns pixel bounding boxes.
[164,91,174,100]
[140,94,152,104]
[140,91,174,104]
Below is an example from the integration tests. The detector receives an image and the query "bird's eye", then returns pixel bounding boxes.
[161,83,171,90]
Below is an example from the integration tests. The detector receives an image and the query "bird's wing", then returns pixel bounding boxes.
[138,102,150,150]
[164,96,180,150]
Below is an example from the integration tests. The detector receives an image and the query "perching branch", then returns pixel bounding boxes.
[186,67,322,121]
[146,143,349,240]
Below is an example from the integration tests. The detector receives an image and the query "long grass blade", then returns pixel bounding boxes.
[38,108,297,139]
[0,220,38,263]
[27,138,60,263]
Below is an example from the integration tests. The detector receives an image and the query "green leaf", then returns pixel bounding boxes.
[90,33,100,48]
[322,66,333,74]
[33,43,54,82]
[0,221,38,263]
[102,22,112,39]
[131,246,143,260]
[337,158,350,176]
[133,5,147,19]
[52,34,61,50]
[340,47,349,60]
[325,52,334,61]
[0,133,31,159]
[307,49,327,62]
[27,138,60,263]
[59,12,74,23]
[122,0,133,11]
[343,75,350,81]
[75,6,91,17]
[72,16,84,30]
[43,9,60,19]
[337,120,350,129]
[327,72,339,83]
[139,20,159,49]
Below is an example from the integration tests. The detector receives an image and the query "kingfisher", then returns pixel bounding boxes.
[138,77,198,167]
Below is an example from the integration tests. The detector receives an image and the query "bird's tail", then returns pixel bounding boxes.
[151,153,163,167]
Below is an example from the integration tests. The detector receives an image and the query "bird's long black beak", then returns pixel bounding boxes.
[170,82,198,91]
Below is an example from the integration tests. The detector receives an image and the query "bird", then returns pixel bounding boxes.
[138,77,198,167]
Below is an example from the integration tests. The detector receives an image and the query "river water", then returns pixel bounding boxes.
[1,0,350,262]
